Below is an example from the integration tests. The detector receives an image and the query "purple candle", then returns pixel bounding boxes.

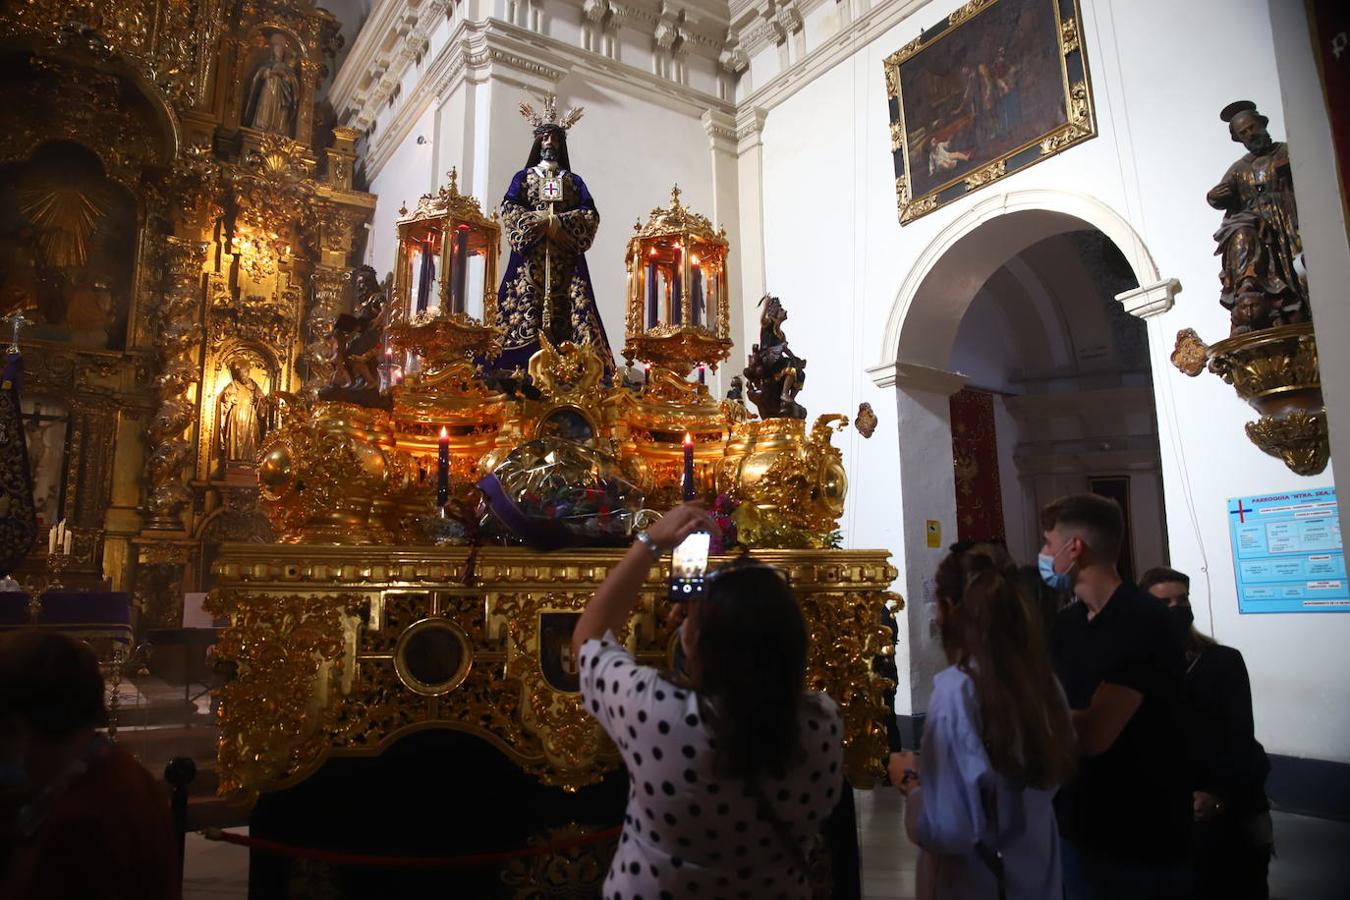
[682,432,695,501]
[437,426,450,507]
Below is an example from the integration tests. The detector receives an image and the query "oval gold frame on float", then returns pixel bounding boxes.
[393,616,474,696]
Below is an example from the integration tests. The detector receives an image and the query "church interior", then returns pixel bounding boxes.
[1,0,1348,897]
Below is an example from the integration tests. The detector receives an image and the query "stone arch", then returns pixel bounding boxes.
[874,189,1168,722]
[877,189,1160,374]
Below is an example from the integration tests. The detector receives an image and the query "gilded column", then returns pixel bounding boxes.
[305,264,347,398]
[144,236,208,531]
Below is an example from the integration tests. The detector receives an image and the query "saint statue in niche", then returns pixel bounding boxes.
[493,96,616,380]
[244,33,299,136]
[218,361,269,467]
[1207,101,1308,335]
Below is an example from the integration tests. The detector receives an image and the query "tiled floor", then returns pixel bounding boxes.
[184,789,1350,899]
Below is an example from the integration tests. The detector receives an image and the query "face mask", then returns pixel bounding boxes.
[1168,604,1195,643]
[1038,542,1074,592]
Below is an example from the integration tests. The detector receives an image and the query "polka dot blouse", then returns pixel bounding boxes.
[579,631,843,900]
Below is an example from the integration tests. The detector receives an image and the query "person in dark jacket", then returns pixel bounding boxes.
[1140,567,1273,900]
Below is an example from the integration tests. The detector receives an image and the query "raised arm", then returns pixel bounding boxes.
[570,504,715,660]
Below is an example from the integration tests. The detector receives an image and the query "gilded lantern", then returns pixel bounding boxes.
[388,168,504,372]
[624,186,732,376]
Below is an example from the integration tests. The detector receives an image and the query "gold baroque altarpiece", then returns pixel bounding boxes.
[0,1,375,622]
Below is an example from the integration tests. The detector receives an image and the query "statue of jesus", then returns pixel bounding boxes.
[493,96,616,380]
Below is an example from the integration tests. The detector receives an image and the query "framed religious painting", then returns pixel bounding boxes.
[883,0,1095,224]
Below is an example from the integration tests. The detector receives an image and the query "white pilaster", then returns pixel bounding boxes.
[734,105,769,355]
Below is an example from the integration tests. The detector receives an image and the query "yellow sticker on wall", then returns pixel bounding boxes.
[926,520,941,549]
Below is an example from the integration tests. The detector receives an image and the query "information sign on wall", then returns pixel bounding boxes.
[1229,488,1347,613]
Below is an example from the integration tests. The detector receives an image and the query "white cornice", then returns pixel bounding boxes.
[331,0,455,133]
[740,0,935,113]
[360,15,735,180]
[1118,278,1182,320]
[866,361,967,396]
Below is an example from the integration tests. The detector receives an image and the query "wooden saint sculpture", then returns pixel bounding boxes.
[1207,101,1308,334]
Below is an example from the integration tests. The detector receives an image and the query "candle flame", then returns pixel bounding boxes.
[683,432,693,447]
[440,426,448,439]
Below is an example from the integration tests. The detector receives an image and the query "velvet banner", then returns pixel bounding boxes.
[949,387,1006,544]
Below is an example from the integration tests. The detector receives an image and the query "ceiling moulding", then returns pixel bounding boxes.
[334,0,734,129]
[361,16,735,181]
[735,0,933,113]
[331,0,454,132]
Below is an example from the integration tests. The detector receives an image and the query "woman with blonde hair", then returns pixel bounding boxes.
[889,542,1076,899]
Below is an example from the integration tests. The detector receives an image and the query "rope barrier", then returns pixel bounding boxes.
[199,824,622,870]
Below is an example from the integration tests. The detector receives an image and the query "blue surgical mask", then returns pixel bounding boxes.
[1038,543,1074,592]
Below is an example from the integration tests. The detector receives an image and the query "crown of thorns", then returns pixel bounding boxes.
[519,95,584,134]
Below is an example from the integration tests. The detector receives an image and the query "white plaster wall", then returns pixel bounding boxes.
[753,0,1350,762]
[366,105,438,277]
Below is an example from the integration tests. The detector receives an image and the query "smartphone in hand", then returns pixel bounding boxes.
[668,531,711,603]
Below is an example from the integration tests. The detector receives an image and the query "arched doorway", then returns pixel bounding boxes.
[871,191,1169,725]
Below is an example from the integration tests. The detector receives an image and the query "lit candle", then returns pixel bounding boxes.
[697,365,706,385]
[383,346,393,389]
[437,426,450,508]
[63,529,73,556]
[682,432,695,502]
[48,525,57,554]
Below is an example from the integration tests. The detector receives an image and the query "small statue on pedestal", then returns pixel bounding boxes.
[218,362,269,468]
[1207,101,1308,335]
[743,294,807,420]
[328,265,388,392]
[725,376,744,402]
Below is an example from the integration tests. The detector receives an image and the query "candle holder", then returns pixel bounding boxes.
[388,169,505,375]
[623,185,733,377]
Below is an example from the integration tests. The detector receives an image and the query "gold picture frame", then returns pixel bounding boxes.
[884,0,1095,224]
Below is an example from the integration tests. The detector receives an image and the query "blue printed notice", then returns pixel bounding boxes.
[1229,488,1347,614]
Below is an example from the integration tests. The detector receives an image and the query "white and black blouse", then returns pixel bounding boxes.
[579,631,842,900]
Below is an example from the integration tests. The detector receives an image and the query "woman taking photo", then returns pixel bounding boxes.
[889,543,1076,899]
[572,504,842,899]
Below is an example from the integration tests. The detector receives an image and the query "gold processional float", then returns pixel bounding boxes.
[207,177,900,806]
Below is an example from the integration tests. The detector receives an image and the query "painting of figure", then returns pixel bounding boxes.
[885,0,1095,223]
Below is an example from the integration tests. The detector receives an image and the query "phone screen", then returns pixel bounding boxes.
[668,531,711,602]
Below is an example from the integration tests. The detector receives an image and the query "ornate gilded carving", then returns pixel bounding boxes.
[499,592,627,787]
[1170,329,1210,377]
[721,416,850,550]
[1245,410,1329,477]
[1203,323,1327,476]
[948,0,998,27]
[144,237,207,531]
[256,400,396,544]
[2,2,214,108]
[855,402,878,439]
[231,134,314,282]
[963,158,1007,190]
[1060,16,1080,54]
[209,544,902,802]
[205,590,362,798]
